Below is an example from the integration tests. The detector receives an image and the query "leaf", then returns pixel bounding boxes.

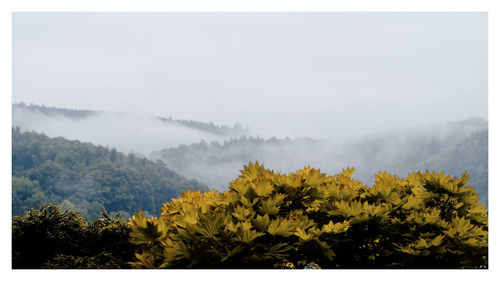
[237,229,264,243]
[253,180,274,197]
[130,211,168,245]
[232,205,253,221]
[191,212,226,239]
[295,227,314,241]
[431,234,445,247]
[239,161,265,180]
[221,246,244,262]
[340,167,355,178]
[259,193,286,215]
[267,218,296,237]
[230,181,251,196]
[252,214,270,232]
[322,220,350,234]
[239,196,258,208]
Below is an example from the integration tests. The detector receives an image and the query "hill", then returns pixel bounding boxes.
[424,129,488,203]
[12,128,209,219]
[150,118,488,205]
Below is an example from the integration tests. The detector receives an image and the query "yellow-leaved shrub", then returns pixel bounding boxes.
[129,162,487,269]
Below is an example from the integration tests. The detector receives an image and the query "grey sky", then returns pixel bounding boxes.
[12,12,487,139]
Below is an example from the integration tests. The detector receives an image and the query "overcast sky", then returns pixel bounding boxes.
[12,12,487,139]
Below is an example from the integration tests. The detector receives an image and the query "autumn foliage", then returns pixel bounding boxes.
[129,162,488,269]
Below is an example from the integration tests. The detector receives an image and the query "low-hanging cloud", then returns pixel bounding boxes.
[12,103,488,205]
[150,117,488,196]
[12,106,240,155]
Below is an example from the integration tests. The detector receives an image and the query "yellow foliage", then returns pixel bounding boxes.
[252,180,275,197]
[322,220,350,234]
[267,218,296,237]
[252,214,270,231]
[129,162,488,269]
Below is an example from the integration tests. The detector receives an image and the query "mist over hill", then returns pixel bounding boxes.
[150,118,488,204]
[12,103,248,155]
[12,103,488,205]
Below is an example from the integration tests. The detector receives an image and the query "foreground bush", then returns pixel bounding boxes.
[12,204,137,269]
[130,162,488,269]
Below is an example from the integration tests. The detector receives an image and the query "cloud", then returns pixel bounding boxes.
[150,118,487,191]
[12,106,232,155]
[13,13,487,140]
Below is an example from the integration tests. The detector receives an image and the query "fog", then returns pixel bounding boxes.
[150,117,487,195]
[12,99,488,207]
[12,102,488,204]
[12,105,243,155]
[12,12,488,203]
[12,13,487,140]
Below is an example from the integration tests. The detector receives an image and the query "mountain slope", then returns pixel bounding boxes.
[150,118,488,204]
[423,129,488,204]
[12,128,209,219]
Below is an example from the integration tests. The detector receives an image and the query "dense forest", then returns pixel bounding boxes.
[150,118,488,205]
[12,128,208,219]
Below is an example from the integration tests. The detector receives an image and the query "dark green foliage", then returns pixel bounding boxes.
[12,129,209,219]
[12,204,137,269]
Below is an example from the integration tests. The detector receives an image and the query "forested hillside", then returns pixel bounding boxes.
[150,118,488,204]
[424,129,488,203]
[12,128,209,219]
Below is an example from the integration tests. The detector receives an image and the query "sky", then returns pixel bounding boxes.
[12,12,488,139]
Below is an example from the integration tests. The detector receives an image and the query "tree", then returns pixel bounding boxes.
[12,204,138,269]
[129,162,488,269]
[110,148,118,162]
